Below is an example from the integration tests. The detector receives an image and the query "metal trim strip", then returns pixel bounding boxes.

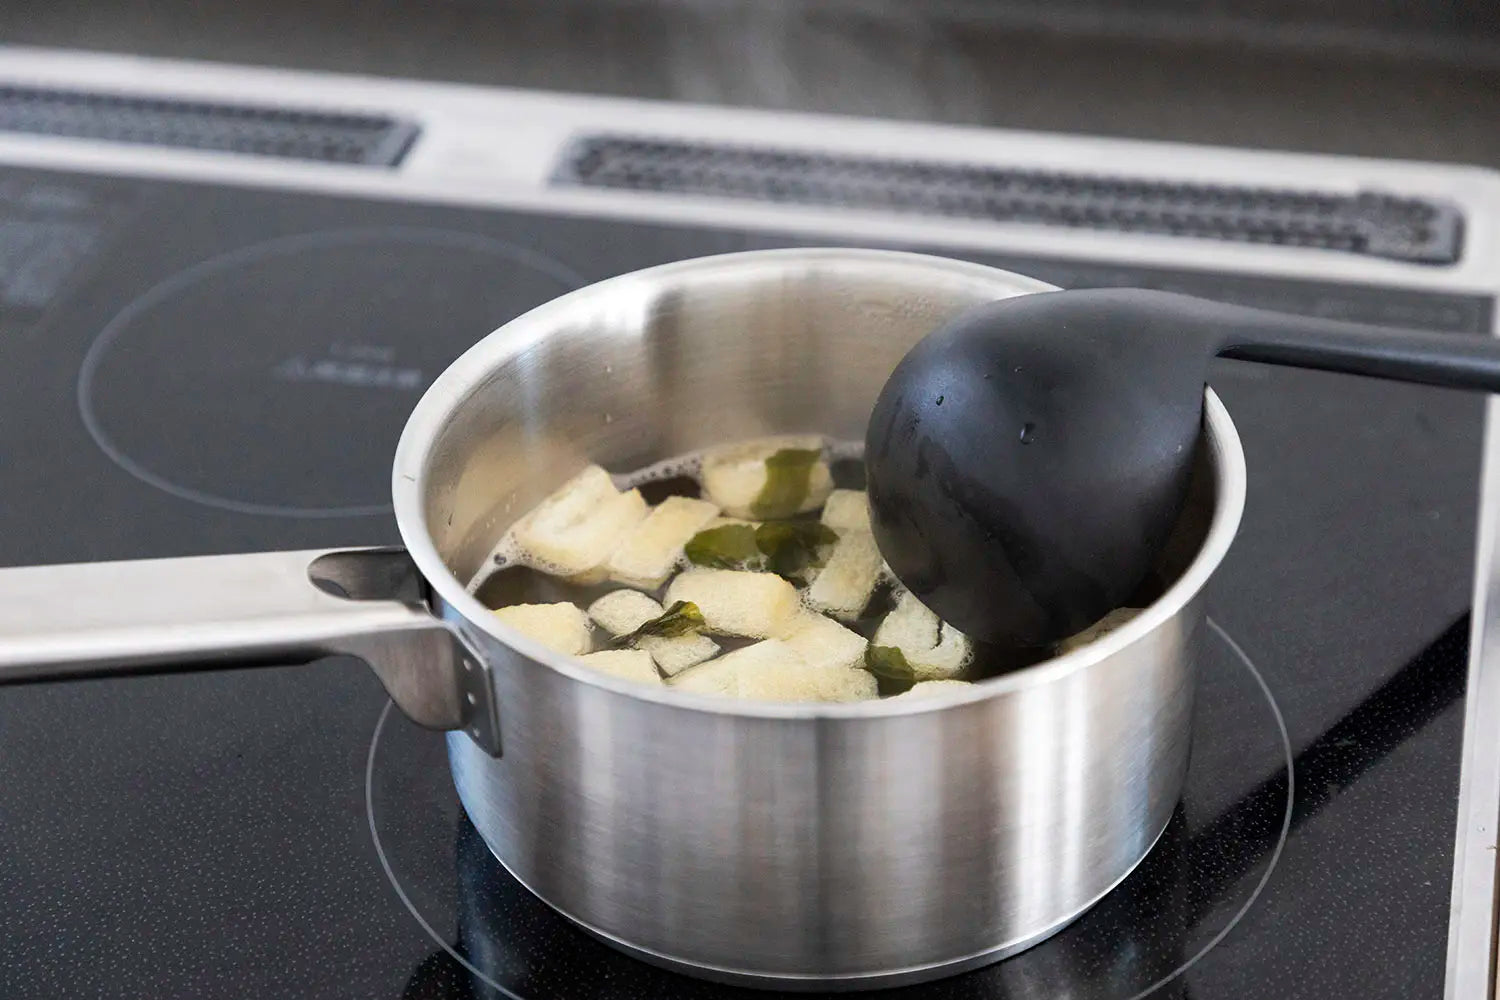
[1447,388,1500,1000]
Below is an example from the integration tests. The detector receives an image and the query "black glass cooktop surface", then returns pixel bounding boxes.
[0,166,1487,999]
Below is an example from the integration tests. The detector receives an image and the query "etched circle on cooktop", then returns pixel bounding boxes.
[366,619,1293,1000]
[78,227,583,517]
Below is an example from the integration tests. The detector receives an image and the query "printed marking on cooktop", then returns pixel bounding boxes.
[272,341,425,390]
[77,226,583,518]
[364,617,1293,1000]
[0,179,128,314]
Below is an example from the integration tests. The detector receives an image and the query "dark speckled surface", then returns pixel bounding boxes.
[0,163,1488,998]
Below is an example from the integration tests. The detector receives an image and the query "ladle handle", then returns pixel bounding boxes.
[1146,290,1500,392]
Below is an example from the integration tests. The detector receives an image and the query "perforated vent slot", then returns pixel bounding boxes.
[555,135,1462,265]
[0,85,418,167]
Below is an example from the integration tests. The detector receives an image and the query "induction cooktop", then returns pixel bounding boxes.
[0,47,1497,1000]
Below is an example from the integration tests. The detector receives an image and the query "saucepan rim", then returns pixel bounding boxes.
[393,248,1246,720]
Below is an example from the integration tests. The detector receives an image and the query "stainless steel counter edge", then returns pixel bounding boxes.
[1447,382,1500,1000]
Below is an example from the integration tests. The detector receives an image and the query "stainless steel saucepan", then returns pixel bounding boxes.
[0,249,1245,990]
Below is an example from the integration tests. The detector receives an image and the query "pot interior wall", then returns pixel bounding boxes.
[414,252,1213,598]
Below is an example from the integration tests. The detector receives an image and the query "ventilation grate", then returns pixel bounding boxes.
[555,134,1462,265]
[0,85,418,167]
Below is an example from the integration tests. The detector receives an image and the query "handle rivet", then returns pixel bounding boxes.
[466,691,477,705]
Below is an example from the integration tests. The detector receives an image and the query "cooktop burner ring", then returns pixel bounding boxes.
[1123,618,1294,1000]
[76,225,584,518]
[365,617,1293,999]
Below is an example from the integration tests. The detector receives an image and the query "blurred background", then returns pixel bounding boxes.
[4,0,1499,164]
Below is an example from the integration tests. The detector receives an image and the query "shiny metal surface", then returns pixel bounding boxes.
[392,249,1247,987]
[529,813,1178,990]
[0,547,498,751]
[1447,392,1500,1000]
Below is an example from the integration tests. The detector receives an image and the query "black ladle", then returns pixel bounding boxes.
[865,287,1500,647]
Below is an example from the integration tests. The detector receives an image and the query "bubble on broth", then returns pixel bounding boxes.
[613,453,706,490]
[606,453,705,505]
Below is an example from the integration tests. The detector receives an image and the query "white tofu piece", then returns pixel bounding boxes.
[665,646,747,696]
[920,627,973,680]
[493,602,592,656]
[639,633,720,677]
[700,436,833,519]
[872,591,973,680]
[510,465,647,579]
[821,489,872,535]
[665,568,801,638]
[606,496,720,589]
[738,659,877,703]
[872,589,939,649]
[805,531,884,621]
[577,649,662,685]
[1057,608,1143,655]
[891,679,974,700]
[669,640,877,703]
[564,490,650,585]
[587,589,664,636]
[794,493,865,588]
[588,589,721,676]
[782,612,867,671]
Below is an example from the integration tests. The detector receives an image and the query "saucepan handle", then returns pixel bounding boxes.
[0,547,502,755]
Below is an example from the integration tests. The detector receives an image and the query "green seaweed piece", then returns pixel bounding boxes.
[865,645,918,695]
[755,520,839,579]
[613,601,707,648]
[684,524,762,570]
[750,448,822,519]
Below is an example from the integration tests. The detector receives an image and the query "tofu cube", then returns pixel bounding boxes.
[588,589,720,676]
[805,531,884,621]
[872,591,973,680]
[587,589,664,636]
[510,465,647,580]
[493,602,592,656]
[665,568,801,638]
[891,679,974,700]
[665,645,751,697]
[782,612,868,671]
[793,492,867,589]
[669,640,877,703]
[737,658,878,703]
[821,489,872,535]
[576,649,662,685]
[872,588,939,649]
[1057,608,1143,655]
[700,436,833,519]
[638,633,720,677]
[606,496,721,590]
